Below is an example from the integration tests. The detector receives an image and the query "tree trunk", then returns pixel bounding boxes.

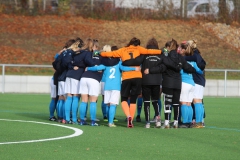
[218,0,231,24]
[232,0,240,22]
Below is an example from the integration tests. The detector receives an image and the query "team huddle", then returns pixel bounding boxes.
[48,37,206,129]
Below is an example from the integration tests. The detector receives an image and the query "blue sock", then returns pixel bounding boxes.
[71,96,79,123]
[201,103,204,122]
[56,100,60,118]
[194,103,202,123]
[62,100,65,120]
[188,106,193,123]
[58,99,64,119]
[101,101,106,117]
[181,105,188,123]
[85,103,88,118]
[158,99,162,116]
[79,102,87,120]
[65,96,73,121]
[49,99,55,118]
[106,106,109,118]
[90,102,97,121]
[137,97,143,116]
[108,105,116,124]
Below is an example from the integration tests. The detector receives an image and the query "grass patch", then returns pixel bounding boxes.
[0,94,239,160]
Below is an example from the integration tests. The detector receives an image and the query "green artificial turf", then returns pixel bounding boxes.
[0,94,239,160]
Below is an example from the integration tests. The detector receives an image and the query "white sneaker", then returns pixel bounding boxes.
[155,116,161,128]
[145,123,150,128]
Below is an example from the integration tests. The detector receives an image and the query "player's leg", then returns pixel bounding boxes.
[142,85,151,128]
[162,87,173,128]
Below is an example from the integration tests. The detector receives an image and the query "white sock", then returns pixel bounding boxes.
[174,120,178,126]
[164,120,169,125]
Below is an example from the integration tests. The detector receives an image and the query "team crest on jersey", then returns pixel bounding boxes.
[164,51,168,56]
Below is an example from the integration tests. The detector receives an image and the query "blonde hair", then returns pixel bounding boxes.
[188,39,197,49]
[102,45,111,52]
[169,39,178,51]
[80,38,94,51]
[68,41,80,52]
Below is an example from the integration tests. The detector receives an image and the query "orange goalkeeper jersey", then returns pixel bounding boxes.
[101,45,161,80]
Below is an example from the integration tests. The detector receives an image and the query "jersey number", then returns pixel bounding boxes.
[129,52,133,59]
[109,68,116,79]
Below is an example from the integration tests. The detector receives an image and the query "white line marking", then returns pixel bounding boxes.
[0,119,83,145]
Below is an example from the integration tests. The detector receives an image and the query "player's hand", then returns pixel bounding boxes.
[144,68,149,74]
[135,66,141,71]
[73,66,79,70]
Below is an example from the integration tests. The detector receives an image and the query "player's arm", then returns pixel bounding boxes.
[122,55,145,66]
[101,48,122,58]
[87,64,106,71]
[146,64,167,74]
[119,61,140,71]
[193,62,203,74]
[137,46,161,55]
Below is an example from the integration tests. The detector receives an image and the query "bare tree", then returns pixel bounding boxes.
[232,0,240,22]
[218,0,231,23]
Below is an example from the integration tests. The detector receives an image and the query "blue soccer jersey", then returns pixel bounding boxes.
[87,61,135,91]
[180,61,203,86]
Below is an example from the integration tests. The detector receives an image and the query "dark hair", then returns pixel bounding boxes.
[146,38,159,49]
[111,45,118,51]
[75,37,84,48]
[126,37,141,47]
[63,39,76,49]
[165,41,171,48]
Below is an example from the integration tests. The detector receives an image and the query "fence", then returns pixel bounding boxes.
[1,64,240,97]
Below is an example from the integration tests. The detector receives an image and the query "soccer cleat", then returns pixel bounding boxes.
[192,123,203,128]
[127,117,133,128]
[57,119,62,123]
[178,123,189,128]
[155,116,161,128]
[113,117,118,122]
[62,119,66,124]
[62,120,72,124]
[103,116,108,122]
[72,121,78,125]
[202,122,205,127]
[49,116,57,121]
[91,122,99,126]
[136,115,141,122]
[145,123,150,129]
[162,124,170,129]
[79,121,88,126]
[173,125,178,129]
[108,123,117,127]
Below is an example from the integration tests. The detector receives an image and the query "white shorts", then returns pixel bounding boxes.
[65,77,80,94]
[100,82,105,95]
[193,84,204,99]
[50,79,56,98]
[180,82,195,102]
[79,78,100,97]
[58,81,65,96]
[104,90,120,105]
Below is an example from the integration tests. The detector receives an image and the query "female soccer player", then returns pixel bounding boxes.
[100,37,161,128]
[178,42,203,128]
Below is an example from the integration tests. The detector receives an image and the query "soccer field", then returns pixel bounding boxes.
[0,94,239,160]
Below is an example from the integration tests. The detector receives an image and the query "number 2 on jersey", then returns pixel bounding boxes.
[109,68,116,79]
